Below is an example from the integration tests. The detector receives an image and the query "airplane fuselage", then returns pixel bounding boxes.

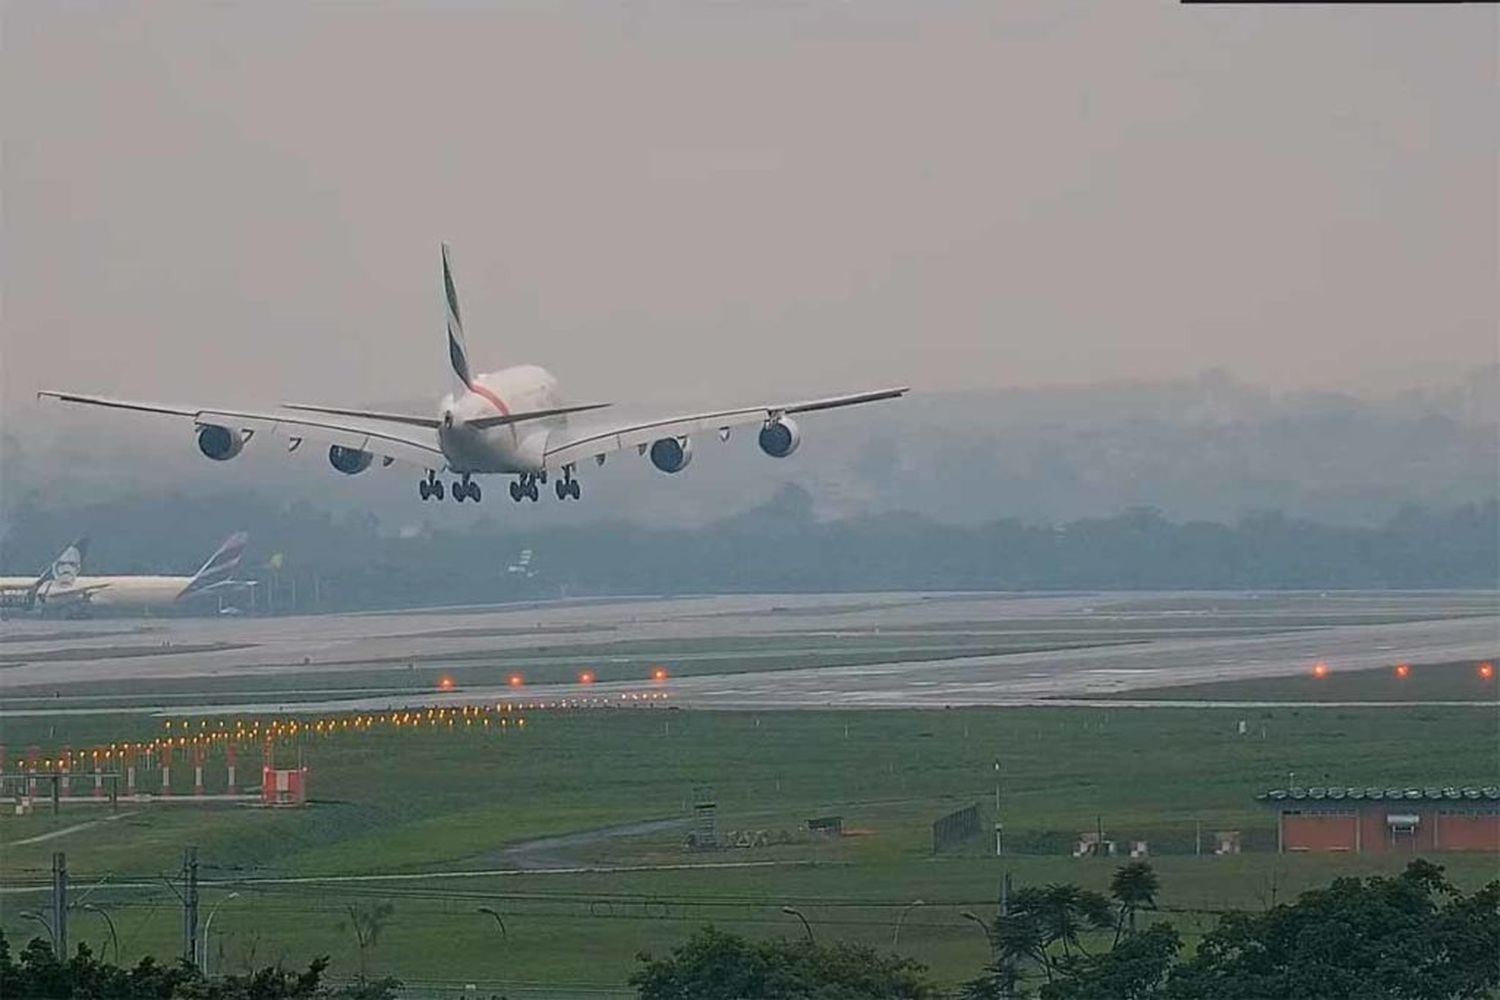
[438,364,567,474]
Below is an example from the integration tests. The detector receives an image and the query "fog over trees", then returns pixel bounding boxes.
[3,371,1494,608]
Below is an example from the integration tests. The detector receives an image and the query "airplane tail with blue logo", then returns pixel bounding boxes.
[176,532,249,600]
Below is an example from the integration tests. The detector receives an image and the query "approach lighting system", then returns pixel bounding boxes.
[1394,663,1411,680]
[1312,661,1331,679]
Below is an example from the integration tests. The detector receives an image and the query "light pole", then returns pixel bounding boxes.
[79,904,119,963]
[960,910,996,954]
[780,906,814,944]
[477,906,507,940]
[199,891,240,975]
[892,899,925,948]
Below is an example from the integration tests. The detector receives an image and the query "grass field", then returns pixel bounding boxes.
[2,695,1496,994]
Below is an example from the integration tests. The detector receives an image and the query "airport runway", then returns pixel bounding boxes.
[2,591,1492,714]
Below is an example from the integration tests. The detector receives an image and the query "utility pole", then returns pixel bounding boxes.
[182,847,200,967]
[51,852,68,958]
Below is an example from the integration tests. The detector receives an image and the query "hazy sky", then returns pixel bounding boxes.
[4,2,1496,412]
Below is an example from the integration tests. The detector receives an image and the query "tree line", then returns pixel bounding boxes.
[5,860,1496,998]
[2,488,1494,613]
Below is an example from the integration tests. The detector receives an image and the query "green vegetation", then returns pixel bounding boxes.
[1,701,1496,993]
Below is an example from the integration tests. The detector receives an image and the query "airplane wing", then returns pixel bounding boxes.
[541,387,908,470]
[37,392,446,469]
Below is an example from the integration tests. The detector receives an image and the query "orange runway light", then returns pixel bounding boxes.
[651,667,669,681]
[438,675,456,691]
[1394,663,1411,680]
[1312,661,1331,679]
[1480,662,1495,681]
[508,674,525,688]
[578,671,596,685]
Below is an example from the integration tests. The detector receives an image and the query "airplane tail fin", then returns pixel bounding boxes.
[443,243,475,389]
[177,532,248,600]
[35,537,87,592]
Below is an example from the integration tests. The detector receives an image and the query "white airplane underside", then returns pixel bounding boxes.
[39,246,907,504]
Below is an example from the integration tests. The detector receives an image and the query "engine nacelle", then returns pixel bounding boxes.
[648,436,694,474]
[757,417,802,458]
[196,424,245,461]
[328,444,374,475]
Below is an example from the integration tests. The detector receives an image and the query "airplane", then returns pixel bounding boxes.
[0,533,250,615]
[39,246,907,504]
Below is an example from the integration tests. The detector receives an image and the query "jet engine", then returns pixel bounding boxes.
[328,444,374,475]
[648,436,693,474]
[196,424,245,461]
[757,417,802,458]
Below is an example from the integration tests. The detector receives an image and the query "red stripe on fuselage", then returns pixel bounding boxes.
[468,381,511,417]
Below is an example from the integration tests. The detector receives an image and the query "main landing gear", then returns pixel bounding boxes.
[419,471,482,502]
[554,466,581,501]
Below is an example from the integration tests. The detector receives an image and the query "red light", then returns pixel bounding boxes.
[1480,662,1495,681]
[578,671,595,685]
[1394,664,1410,680]
[508,674,524,688]
[652,667,669,682]
[438,676,456,691]
[1312,662,1330,679]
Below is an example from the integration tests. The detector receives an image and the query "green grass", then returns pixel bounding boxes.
[2,703,1496,992]
[1101,658,1499,703]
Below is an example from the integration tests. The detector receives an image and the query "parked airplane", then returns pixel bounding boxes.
[0,533,249,614]
[40,246,907,504]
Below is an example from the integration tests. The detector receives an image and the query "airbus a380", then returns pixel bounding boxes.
[41,246,907,503]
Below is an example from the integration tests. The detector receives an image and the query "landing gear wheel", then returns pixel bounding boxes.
[468,482,482,502]
[527,481,540,502]
[555,479,567,500]
[419,481,431,501]
[452,481,466,502]
[432,480,445,501]
[509,480,522,502]
[569,480,581,500]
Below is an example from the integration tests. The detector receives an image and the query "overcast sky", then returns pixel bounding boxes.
[3,2,1495,412]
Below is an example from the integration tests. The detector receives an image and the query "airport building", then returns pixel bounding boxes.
[1259,786,1500,854]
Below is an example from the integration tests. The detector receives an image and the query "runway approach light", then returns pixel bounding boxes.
[1394,663,1411,680]
[651,667,669,682]
[508,674,525,688]
[579,671,596,685]
[438,676,456,691]
[1312,661,1331,679]
[1480,662,1495,681]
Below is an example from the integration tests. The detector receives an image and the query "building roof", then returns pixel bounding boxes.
[1258,786,1500,803]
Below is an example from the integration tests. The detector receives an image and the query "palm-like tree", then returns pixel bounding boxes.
[1109,861,1161,945]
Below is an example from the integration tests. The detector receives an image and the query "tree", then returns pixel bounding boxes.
[339,902,395,980]
[1166,861,1500,1000]
[1040,923,1180,1000]
[1109,861,1161,944]
[0,931,397,1000]
[630,925,937,1000]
